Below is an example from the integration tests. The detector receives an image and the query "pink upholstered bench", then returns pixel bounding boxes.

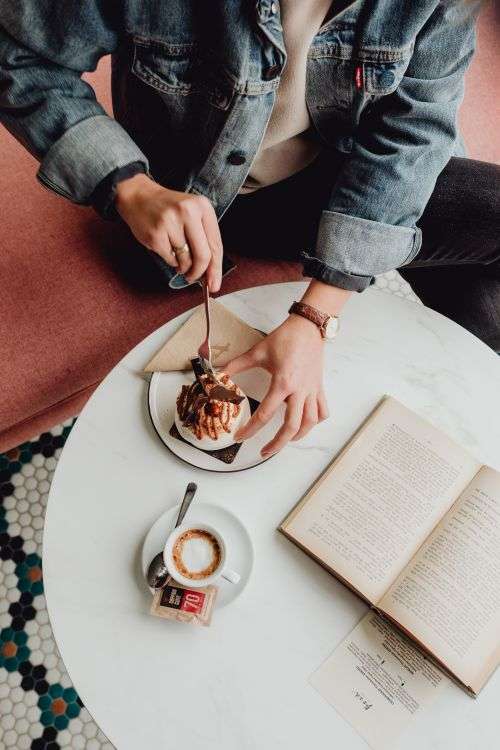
[0,4,498,452]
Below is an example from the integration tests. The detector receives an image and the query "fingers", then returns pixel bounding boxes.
[234,381,286,443]
[261,394,303,456]
[144,223,179,269]
[168,249,179,268]
[181,195,220,285]
[201,208,223,292]
[258,388,329,455]
[292,394,318,442]
[169,237,191,275]
[225,348,261,378]
[183,217,211,283]
[239,386,329,455]
[317,389,330,422]
[174,242,191,276]
[137,191,222,283]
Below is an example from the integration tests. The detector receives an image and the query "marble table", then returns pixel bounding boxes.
[44,282,500,750]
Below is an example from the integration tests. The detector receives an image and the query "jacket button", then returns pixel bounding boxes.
[378,70,395,87]
[213,89,229,108]
[263,64,281,80]
[270,1,278,13]
[338,137,353,152]
[228,151,246,166]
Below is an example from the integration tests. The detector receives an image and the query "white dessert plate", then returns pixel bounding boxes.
[141,502,254,607]
[148,368,282,472]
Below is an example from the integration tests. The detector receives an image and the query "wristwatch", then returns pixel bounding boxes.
[288,301,339,340]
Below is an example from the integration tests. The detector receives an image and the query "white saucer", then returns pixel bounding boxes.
[148,368,283,472]
[141,502,254,607]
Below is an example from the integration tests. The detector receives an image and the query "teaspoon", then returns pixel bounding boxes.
[146,482,198,589]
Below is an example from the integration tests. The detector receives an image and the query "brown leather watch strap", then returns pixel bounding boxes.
[288,301,329,336]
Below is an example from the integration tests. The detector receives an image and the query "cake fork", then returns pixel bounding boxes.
[198,277,215,376]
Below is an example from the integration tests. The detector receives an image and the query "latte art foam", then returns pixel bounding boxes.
[172,529,222,581]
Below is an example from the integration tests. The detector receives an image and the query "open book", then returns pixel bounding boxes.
[280,396,500,696]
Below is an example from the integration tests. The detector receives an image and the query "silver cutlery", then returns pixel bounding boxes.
[146,482,198,589]
[198,277,215,376]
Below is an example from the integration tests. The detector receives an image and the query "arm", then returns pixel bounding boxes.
[226,280,351,456]
[0,1,224,290]
[302,0,482,291]
[0,1,149,204]
[228,0,481,454]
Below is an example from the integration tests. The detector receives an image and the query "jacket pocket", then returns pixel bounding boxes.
[131,37,234,111]
[307,25,412,148]
[362,55,411,96]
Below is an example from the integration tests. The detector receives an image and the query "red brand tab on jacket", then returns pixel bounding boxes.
[354,65,363,90]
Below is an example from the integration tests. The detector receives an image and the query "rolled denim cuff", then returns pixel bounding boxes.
[36,115,149,204]
[301,252,373,292]
[307,210,422,291]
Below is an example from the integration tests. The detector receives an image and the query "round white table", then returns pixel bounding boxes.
[44,282,500,750]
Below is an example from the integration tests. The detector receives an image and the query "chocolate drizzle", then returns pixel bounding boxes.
[170,396,260,464]
[177,362,245,441]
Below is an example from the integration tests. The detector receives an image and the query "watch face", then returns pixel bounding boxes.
[324,317,339,340]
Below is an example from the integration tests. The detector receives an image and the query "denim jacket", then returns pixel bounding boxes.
[0,1,481,291]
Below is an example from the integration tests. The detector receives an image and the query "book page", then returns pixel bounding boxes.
[281,397,479,603]
[310,612,448,750]
[381,466,500,693]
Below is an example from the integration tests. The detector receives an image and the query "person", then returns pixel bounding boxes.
[1,1,498,457]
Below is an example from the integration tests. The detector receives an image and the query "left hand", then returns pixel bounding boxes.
[225,314,329,456]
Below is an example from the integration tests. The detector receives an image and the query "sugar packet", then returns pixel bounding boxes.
[150,579,218,626]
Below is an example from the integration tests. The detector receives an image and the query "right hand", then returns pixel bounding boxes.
[115,172,223,292]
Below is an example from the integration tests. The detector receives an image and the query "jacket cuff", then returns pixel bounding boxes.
[90,161,148,221]
[36,115,149,204]
[305,210,422,291]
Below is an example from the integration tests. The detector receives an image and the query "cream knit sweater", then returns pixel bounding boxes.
[239,0,333,193]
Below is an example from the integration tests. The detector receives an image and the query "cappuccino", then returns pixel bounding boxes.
[172,529,222,581]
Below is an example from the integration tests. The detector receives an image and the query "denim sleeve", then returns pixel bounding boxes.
[0,3,149,204]
[304,0,482,292]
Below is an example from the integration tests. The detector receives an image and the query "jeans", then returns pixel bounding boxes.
[218,152,500,353]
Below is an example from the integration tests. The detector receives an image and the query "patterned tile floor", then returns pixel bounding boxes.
[0,272,419,749]
[0,420,114,750]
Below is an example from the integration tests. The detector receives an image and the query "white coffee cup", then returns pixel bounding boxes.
[163,522,240,588]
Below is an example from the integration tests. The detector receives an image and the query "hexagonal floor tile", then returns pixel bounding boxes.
[0,420,115,749]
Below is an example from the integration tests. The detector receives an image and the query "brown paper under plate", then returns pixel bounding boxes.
[144,300,265,372]
[169,397,259,464]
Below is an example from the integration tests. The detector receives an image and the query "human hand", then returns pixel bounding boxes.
[114,173,223,291]
[225,314,329,456]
